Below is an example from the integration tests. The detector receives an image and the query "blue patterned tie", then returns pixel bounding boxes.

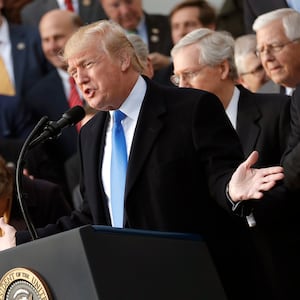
[110,110,127,227]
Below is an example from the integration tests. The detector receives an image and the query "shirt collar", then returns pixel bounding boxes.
[0,17,10,45]
[110,75,146,122]
[225,86,240,129]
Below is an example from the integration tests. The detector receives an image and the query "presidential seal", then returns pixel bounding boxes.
[0,268,52,300]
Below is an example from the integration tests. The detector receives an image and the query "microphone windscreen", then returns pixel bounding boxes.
[63,105,86,125]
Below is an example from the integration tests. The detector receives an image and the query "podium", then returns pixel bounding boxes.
[0,225,227,299]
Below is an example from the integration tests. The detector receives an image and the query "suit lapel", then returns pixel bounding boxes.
[125,79,166,198]
[84,111,111,222]
[236,86,261,156]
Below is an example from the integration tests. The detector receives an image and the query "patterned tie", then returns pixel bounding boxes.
[69,77,83,131]
[0,56,15,96]
[65,0,74,11]
[110,110,127,227]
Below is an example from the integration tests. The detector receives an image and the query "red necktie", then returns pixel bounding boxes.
[65,0,74,11]
[69,77,83,131]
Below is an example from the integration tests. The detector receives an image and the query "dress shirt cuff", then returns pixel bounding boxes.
[225,184,253,217]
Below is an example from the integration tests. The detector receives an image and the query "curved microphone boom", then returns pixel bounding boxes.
[29,105,85,148]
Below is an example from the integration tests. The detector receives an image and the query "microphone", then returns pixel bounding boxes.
[29,105,85,148]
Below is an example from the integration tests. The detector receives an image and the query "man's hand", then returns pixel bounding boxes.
[148,52,171,70]
[229,151,284,202]
[0,217,16,251]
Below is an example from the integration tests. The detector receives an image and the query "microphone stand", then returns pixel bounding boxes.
[15,116,49,241]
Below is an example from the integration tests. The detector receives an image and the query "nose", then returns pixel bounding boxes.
[179,78,191,88]
[75,68,89,85]
[119,2,131,15]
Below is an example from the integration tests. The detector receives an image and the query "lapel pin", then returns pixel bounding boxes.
[150,35,159,43]
[17,42,26,50]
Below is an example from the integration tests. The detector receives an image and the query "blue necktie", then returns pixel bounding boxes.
[110,110,127,227]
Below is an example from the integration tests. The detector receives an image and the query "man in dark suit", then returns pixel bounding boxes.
[243,0,300,33]
[0,20,285,300]
[171,27,299,299]
[100,0,173,77]
[20,0,106,26]
[252,9,300,186]
[0,0,52,161]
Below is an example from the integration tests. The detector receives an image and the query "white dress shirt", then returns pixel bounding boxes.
[56,0,79,13]
[225,86,240,129]
[102,75,146,225]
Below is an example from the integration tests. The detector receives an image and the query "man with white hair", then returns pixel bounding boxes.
[234,33,279,93]
[171,27,298,300]
[253,9,300,191]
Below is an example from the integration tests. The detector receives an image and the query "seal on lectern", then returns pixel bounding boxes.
[0,268,52,300]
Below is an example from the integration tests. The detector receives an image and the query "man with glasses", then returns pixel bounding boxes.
[253,9,300,199]
[171,27,298,300]
[234,33,280,93]
[253,8,300,96]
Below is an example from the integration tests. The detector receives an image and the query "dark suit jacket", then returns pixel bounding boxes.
[0,23,51,137]
[144,13,173,82]
[0,95,33,139]
[236,85,290,167]
[144,13,172,56]
[20,0,106,26]
[243,0,288,32]
[11,176,71,231]
[236,86,300,299]
[18,78,270,299]
[282,85,300,188]
[8,23,52,98]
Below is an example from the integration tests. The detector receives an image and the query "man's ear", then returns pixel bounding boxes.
[119,50,131,71]
[219,60,230,80]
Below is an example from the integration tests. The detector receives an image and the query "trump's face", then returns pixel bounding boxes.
[67,43,129,111]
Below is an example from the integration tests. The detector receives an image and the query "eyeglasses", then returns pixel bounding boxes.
[255,38,300,57]
[170,65,207,86]
[240,64,264,76]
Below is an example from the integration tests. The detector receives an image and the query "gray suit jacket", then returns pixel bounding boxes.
[21,0,106,26]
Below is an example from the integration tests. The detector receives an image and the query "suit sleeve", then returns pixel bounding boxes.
[282,88,300,189]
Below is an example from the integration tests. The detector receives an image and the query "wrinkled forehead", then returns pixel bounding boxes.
[64,31,102,62]
[256,19,286,43]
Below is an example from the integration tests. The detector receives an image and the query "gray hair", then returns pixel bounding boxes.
[253,8,300,40]
[63,20,144,73]
[234,34,257,75]
[126,33,149,71]
[171,28,237,80]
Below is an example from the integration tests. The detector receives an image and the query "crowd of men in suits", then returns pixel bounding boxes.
[1,1,300,299]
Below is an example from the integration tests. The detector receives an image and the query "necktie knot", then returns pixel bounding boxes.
[113,110,126,125]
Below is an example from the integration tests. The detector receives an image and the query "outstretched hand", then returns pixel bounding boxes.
[0,217,16,251]
[228,151,284,202]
